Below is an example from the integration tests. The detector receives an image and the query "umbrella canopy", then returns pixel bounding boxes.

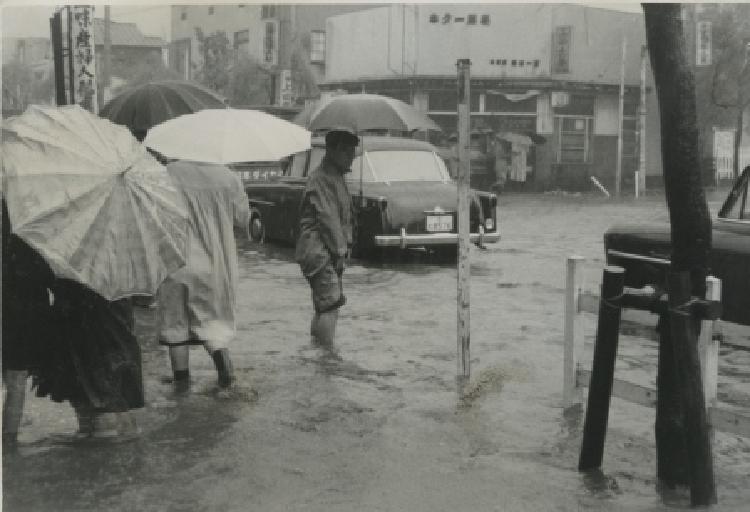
[2,104,189,301]
[100,80,228,140]
[144,108,311,164]
[305,93,441,133]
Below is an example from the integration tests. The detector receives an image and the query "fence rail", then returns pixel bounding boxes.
[563,255,750,438]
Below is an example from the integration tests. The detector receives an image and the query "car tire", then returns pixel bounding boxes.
[249,211,264,242]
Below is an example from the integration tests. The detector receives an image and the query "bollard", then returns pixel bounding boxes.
[667,271,717,506]
[699,276,721,410]
[578,265,625,471]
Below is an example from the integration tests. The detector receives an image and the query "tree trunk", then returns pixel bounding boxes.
[643,4,711,294]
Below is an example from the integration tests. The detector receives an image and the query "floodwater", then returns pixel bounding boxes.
[4,192,750,512]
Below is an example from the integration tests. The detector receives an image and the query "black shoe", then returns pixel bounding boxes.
[212,349,235,388]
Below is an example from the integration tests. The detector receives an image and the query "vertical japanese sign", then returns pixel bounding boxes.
[278,69,293,106]
[71,6,97,112]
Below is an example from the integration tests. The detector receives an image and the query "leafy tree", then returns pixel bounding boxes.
[125,52,182,86]
[698,4,750,176]
[195,28,232,96]
[229,56,274,105]
[2,60,53,110]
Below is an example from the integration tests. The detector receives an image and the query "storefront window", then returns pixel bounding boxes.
[556,117,592,163]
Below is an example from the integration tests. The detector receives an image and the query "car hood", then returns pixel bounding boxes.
[354,181,469,227]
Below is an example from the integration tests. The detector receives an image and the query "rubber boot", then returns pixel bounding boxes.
[2,370,27,446]
[211,348,235,388]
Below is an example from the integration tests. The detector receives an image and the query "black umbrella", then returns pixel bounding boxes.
[100,80,228,141]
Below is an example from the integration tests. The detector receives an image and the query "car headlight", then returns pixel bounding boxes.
[485,218,494,230]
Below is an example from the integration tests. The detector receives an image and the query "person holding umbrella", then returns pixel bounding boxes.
[295,129,359,348]
[2,105,190,440]
[156,160,250,390]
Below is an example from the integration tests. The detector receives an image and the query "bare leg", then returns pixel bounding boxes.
[2,370,27,445]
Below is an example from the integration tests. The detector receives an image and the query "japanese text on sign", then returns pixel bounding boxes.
[71,5,97,112]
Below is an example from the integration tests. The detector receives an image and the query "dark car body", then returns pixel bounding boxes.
[242,136,500,256]
[604,166,750,326]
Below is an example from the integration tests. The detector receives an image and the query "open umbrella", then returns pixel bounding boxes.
[144,108,311,164]
[2,104,189,301]
[100,80,228,141]
[306,93,441,133]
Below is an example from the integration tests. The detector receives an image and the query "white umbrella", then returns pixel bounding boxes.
[144,108,311,164]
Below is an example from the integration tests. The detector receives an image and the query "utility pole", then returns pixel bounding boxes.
[638,44,648,197]
[616,35,627,199]
[456,59,471,388]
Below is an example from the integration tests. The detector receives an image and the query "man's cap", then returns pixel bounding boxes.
[325,129,359,147]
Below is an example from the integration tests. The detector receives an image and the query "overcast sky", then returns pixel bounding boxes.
[1,1,645,42]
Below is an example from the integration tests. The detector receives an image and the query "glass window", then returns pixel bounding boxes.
[234,29,249,57]
[288,150,309,177]
[208,6,214,15]
[556,117,592,163]
[310,30,325,63]
[480,14,490,25]
[306,148,326,177]
[346,151,449,183]
[696,21,712,66]
[467,14,477,25]
[264,21,277,64]
[261,5,276,19]
[180,7,188,21]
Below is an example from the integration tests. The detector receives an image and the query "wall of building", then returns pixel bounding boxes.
[326,4,648,85]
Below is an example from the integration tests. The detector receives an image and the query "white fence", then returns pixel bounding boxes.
[563,255,750,438]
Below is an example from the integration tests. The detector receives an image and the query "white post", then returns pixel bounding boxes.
[563,255,586,409]
[699,276,721,411]
[615,35,627,199]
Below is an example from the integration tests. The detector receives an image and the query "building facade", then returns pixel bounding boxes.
[683,3,750,182]
[321,4,663,192]
[169,4,378,107]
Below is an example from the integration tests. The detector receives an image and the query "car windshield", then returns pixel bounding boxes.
[347,150,449,183]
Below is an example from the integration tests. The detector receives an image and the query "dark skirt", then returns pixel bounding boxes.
[31,280,145,413]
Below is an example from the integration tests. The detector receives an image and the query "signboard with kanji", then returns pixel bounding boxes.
[71,5,98,112]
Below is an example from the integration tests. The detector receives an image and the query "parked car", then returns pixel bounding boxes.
[242,136,500,257]
[604,166,750,326]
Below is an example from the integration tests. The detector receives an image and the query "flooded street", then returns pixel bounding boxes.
[4,192,750,512]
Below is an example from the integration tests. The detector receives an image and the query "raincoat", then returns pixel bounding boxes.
[157,161,250,347]
[295,157,353,277]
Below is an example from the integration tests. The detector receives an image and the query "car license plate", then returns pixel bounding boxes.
[426,215,453,232]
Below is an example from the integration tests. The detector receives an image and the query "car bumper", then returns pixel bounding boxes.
[374,227,500,248]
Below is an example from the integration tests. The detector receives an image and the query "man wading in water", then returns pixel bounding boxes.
[296,130,359,348]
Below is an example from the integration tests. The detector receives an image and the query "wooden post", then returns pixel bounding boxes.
[456,59,472,385]
[615,36,626,199]
[563,255,585,409]
[699,276,720,410]
[668,271,717,506]
[50,10,67,105]
[99,5,111,111]
[578,266,625,471]
[655,311,689,486]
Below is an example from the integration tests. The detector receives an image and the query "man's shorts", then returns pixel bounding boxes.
[306,261,346,313]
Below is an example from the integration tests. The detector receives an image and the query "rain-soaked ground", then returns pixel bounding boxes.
[3,191,750,512]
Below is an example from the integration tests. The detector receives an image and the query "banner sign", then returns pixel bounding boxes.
[71,5,97,112]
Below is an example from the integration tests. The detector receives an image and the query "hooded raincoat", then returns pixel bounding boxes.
[157,161,250,348]
[295,157,353,277]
